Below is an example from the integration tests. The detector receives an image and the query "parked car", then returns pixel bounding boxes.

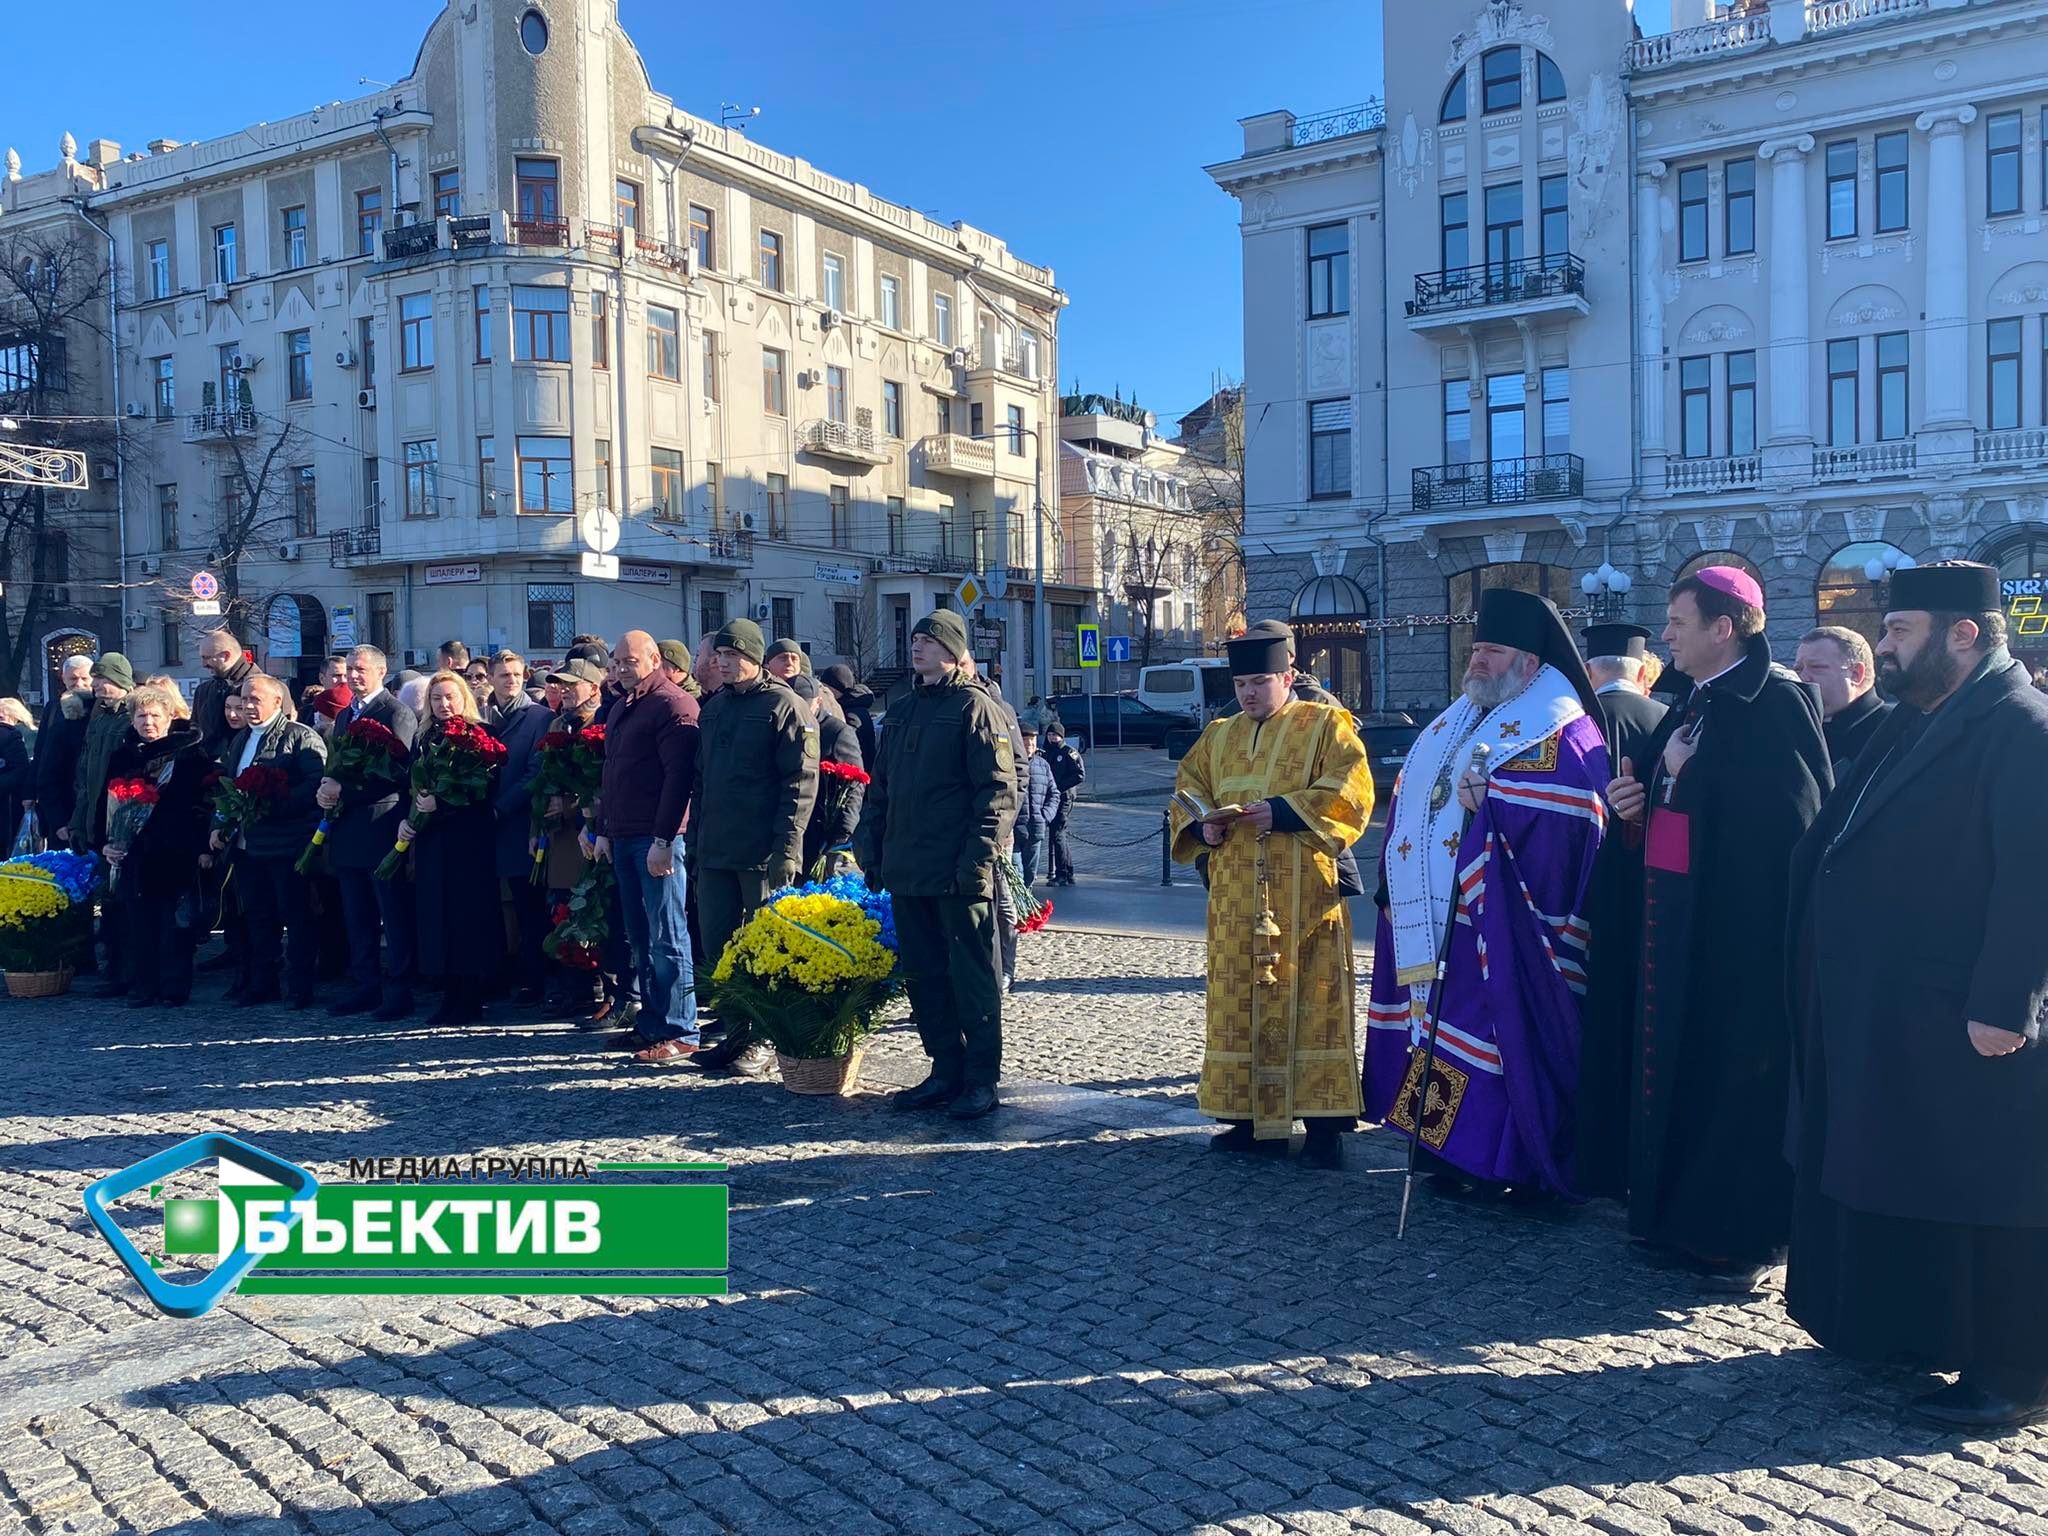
[1355,710,1423,796]
[1135,660,1234,720]
[1051,693,1192,750]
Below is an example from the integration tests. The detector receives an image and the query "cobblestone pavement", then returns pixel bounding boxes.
[4,932,2047,1536]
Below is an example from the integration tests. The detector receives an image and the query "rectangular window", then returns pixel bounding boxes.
[357,189,382,256]
[688,204,714,269]
[282,205,307,269]
[1539,176,1568,261]
[765,472,788,536]
[1445,381,1472,464]
[1541,366,1569,455]
[403,439,440,518]
[969,402,984,438]
[590,291,608,369]
[432,168,461,219]
[700,334,718,401]
[614,178,640,233]
[1482,46,1520,113]
[1826,141,1857,240]
[1989,317,2021,430]
[1308,399,1352,499]
[1988,111,2022,218]
[1828,336,1860,444]
[882,379,903,438]
[473,284,493,363]
[705,461,723,526]
[152,356,175,420]
[359,317,376,381]
[826,364,849,425]
[146,240,170,299]
[512,285,570,362]
[286,330,312,402]
[363,455,380,524]
[213,223,237,284]
[1484,182,1523,271]
[649,446,684,521]
[647,304,680,380]
[1306,222,1349,318]
[829,485,851,547]
[758,229,783,290]
[516,436,572,515]
[290,464,317,537]
[762,347,786,414]
[834,601,857,659]
[772,597,795,642]
[937,499,956,559]
[157,483,179,549]
[700,590,727,638]
[1875,131,1908,234]
[1487,372,1526,460]
[1440,192,1469,274]
[933,291,953,347]
[514,158,558,222]
[1876,331,1909,441]
[1678,166,1709,262]
[1680,356,1711,457]
[479,435,497,514]
[1724,157,1756,256]
[1727,350,1756,455]
[1006,404,1025,455]
[886,495,905,554]
[368,592,396,655]
[593,437,610,510]
[880,273,901,330]
[938,396,953,435]
[399,292,434,371]
[822,252,845,311]
[219,343,238,410]
[525,583,574,650]
[162,618,183,667]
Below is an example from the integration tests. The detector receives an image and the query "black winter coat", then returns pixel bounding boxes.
[0,722,31,849]
[192,657,255,756]
[325,690,418,870]
[413,728,503,980]
[105,721,212,900]
[692,675,816,874]
[221,714,328,860]
[33,690,90,833]
[855,670,1016,899]
[486,696,551,879]
[802,711,866,872]
[1787,652,2048,1228]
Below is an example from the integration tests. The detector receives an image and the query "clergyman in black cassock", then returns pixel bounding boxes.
[1785,561,2048,1431]
[1609,567,1831,1281]
[1576,624,1668,1199]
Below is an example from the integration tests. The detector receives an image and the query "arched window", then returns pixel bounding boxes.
[1481,47,1521,114]
[1674,550,1763,588]
[1441,72,1467,124]
[1447,561,1573,693]
[1537,52,1566,103]
[1815,542,1909,650]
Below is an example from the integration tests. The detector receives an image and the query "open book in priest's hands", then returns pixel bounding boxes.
[1171,789,1248,825]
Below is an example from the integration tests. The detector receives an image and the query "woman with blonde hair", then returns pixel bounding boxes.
[401,670,500,1025]
[142,677,192,719]
[101,684,210,1004]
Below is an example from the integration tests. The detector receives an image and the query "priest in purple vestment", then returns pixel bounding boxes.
[1364,589,1611,1200]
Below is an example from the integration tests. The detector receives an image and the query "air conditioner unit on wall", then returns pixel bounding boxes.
[820,308,841,331]
[277,541,301,561]
[124,403,147,419]
[207,282,231,302]
[125,612,148,632]
[139,556,162,577]
[948,347,968,369]
[230,351,258,371]
[402,648,431,669]
[336,348,358,369]
[357,388,377,409]
[751,601,772,622]
[740,511,759,532]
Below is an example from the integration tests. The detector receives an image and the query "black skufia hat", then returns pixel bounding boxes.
[1581,622,1652,660]
[1474,588,1603,723]
[1226,620,1294,679]
[1889,561,2000,615]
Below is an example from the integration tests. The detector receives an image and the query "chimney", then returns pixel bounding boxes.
[85,139,121,169]
[146,138,182,156]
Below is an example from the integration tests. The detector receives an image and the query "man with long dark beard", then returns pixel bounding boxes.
[1786,561,2048,1431]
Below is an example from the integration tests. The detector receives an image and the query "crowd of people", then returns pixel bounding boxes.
[1172,561,2048,1434]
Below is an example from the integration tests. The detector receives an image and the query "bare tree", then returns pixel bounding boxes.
[0,225,120,693]
[1176,383,1247,641]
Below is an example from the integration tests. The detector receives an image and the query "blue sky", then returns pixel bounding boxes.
[2,0,1670,426]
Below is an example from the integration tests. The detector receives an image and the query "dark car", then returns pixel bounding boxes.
[1052,693,1191,750]
[1356,710,1423,796]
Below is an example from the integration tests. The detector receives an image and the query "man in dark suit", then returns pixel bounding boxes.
[317,644,419,1020]
[485,650,551,1008]
[1794,624,1893,779]
[190,629,255,757]
[216,674,327,1007]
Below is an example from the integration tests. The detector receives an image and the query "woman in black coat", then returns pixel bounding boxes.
[402,672,505,1026]
[101,691,212,1006]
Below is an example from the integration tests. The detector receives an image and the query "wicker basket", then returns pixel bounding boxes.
[6,968,74,999]
[776,1047,867,1097]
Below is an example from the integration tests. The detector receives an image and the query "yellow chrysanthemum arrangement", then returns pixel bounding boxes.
[0,852,99,974]
[708,875,902,1059]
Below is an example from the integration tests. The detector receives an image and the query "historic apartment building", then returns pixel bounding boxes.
[7,0,1070,692]
[1208,0,2048,713]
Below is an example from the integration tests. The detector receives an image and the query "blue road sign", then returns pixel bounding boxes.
[1105,635,1132,663]
[1076,624,1101,667]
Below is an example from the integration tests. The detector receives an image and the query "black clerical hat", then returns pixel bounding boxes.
[1581,623,1652,660]
[1227,620,1294,678]
[1889,561,2000,615]
[1474,588,1603,722]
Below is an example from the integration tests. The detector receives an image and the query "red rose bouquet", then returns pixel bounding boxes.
[375,717,507,879]
[526,723,605,885]
[295,716,406,873]
[1000,855,1053,935]
[104,778,162,893]
[542,858,613,969]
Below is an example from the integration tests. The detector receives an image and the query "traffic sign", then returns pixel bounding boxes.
[578,506,620,554]
[1076,623,1101,668]
[984,567,1009,601]
[954,574,984,612]
[191,598,222,617]
[580,551,619,581]
[1105,635,1132,663]
[189,571,219,601]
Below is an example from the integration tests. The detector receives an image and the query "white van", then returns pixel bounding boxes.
[1136,659,1231,720]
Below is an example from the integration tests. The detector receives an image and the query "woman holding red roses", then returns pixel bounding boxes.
[101,686,211,1006]
[401,671,506,1025]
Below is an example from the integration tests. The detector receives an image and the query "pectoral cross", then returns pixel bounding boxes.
[1499,721,1522,740]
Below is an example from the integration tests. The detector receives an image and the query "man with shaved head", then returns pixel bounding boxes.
[583,631,702,1064]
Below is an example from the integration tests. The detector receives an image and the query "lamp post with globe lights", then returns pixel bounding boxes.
[1581,562,1634,620]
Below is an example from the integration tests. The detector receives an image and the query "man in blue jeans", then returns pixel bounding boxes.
[583,631,702,1063]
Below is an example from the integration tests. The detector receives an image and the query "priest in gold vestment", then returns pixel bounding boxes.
[1169,622,1376,1167]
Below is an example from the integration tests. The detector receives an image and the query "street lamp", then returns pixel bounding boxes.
[1864,548,1917,584]
[1580,561,1633,620]
[967,425,1052,699]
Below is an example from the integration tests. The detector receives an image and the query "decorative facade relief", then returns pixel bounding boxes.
[1446,0,1555,74]
[1306,322,1350,391]
[1312,538,1345,576]
[1918,493,1982,558]
[1843,506,1888,544]
[1765,504,1818,568]
[1677,303,1755,345]
[1819,233,1915,274]
[1568,74,1623,232]
[1482,532,1528,564]
[1690,514,1736,550]
[1393,113,1434,198]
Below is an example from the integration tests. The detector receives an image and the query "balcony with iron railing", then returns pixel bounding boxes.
[379,222,438,262]
[328,525,383,565]
[919,433,997,480]
[1412,454,1585,513]
[511,215,570,248]
[1287,100,1386,150]
[798,418,892,466]
[182,405,258,444]
[1406,254,1589,329]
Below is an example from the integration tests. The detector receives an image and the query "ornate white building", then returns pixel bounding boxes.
[5,0,1072,693]
[1208,0,2048,711]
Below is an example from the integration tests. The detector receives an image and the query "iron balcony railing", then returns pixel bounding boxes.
[1412,453,1585,512]
[328,526,382,564]
[512,216,570,248]
[380,222,438,261]
[448,214,495,250]
[1289,99,1386,148]
[1407,254,1587,319]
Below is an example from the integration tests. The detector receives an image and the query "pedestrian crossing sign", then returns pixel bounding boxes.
[1077,624,1101,668]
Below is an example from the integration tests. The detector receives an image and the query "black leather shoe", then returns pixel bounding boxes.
[689,1028,751,1071]
[891,1074,960,1112]
[327,992,378,1017]
[1299,1133,1345,1170]
[947,1085,1001,1120]
[1208,1123,1256,1153]
[1912,1379,2048,1431]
